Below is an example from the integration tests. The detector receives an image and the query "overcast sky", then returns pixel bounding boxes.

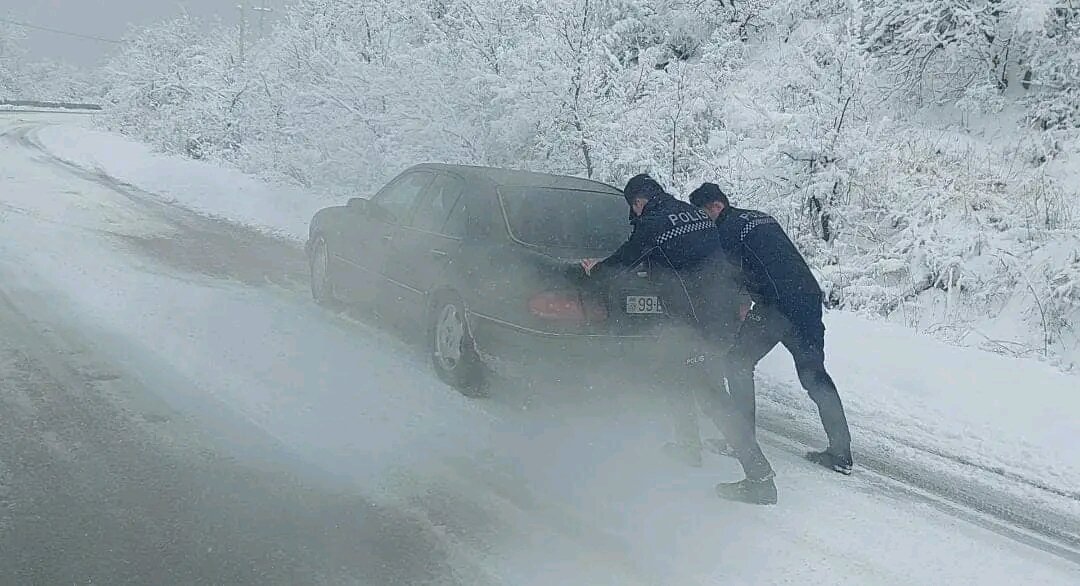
[1,1,282,66]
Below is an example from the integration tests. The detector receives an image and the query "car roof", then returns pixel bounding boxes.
[408,163,623,196]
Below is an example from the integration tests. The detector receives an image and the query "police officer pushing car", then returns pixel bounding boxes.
[689,182,854,486]
[579,174,790,504]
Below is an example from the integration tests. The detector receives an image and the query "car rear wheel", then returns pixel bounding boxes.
[430,294,486,396]
[309,236,336,306]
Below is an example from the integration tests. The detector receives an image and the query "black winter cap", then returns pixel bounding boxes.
[689,182,729,208]
[623,173,666,204]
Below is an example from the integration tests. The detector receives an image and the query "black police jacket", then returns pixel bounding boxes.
[594,193,746,338]
[596,193,717,273]
[714,206,823,321]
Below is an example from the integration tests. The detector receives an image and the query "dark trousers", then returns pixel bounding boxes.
[696,302,852,480]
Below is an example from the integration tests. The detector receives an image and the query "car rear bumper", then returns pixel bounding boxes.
[468,311,661,366]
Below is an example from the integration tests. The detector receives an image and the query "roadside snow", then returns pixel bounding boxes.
[31,120,1080,509]
[34,123,334,242]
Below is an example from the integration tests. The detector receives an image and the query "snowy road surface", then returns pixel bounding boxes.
[1,113,1078,584]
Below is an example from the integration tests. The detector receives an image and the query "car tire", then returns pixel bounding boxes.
[429,293,486,397]
[309,236,337,306]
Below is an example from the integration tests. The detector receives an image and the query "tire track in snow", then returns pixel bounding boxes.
[755,395,1080,566]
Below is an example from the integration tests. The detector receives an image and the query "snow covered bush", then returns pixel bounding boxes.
[0,22,28,98]
[1020,5,1080,130]
[0,22,96,103]
[17,59,101,103]
[100,16,242,158]
[857,0,1007,104]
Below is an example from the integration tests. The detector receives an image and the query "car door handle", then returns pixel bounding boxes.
[430,249,448,258]
[381,235,393,243]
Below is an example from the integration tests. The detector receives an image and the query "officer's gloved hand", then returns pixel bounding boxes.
[580,258,601,275]
[739,302,753,321]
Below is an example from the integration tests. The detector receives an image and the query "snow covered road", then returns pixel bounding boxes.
[1,113,1078,584]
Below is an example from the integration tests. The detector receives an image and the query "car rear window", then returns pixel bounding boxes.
[499,186,631,250]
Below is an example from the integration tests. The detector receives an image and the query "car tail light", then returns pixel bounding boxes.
[528,291,607,323]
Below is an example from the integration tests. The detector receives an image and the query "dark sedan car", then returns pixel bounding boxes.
[306,163,667,395]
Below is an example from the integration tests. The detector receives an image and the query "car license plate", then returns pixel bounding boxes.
[626,295,663,314]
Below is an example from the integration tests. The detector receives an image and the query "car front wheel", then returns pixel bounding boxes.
[430,294,486,396]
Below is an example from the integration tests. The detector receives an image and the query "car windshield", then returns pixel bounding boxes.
[499,186,631,251]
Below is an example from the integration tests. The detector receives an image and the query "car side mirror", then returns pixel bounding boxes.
[347,197,368,211]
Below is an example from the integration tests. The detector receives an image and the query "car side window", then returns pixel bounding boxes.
[444,189,492,239]
[373,171,433,224]
[411,174,464,234]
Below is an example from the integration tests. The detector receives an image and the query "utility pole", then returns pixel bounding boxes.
[237,0,272,63]
[237,2,246,64]
[252,1,273,37]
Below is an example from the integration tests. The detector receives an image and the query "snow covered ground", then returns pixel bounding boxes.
[2,113,1077,583]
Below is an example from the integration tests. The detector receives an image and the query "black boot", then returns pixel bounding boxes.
[812,384,851,468]
[805,449,853,475]
[715,475,778,505]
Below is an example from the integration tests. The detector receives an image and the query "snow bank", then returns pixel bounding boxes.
[34,124,336,242]
[32,120,1080,510]
[758,311,1080,502]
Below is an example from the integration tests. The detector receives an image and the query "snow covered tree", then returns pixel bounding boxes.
[712,0,875,247]
[0,22,27,98]
[857,0,1008,103]
[18,59,100,102]
[520,0,617,178]
[1019,4,1080,130]
[102,16,225,154]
